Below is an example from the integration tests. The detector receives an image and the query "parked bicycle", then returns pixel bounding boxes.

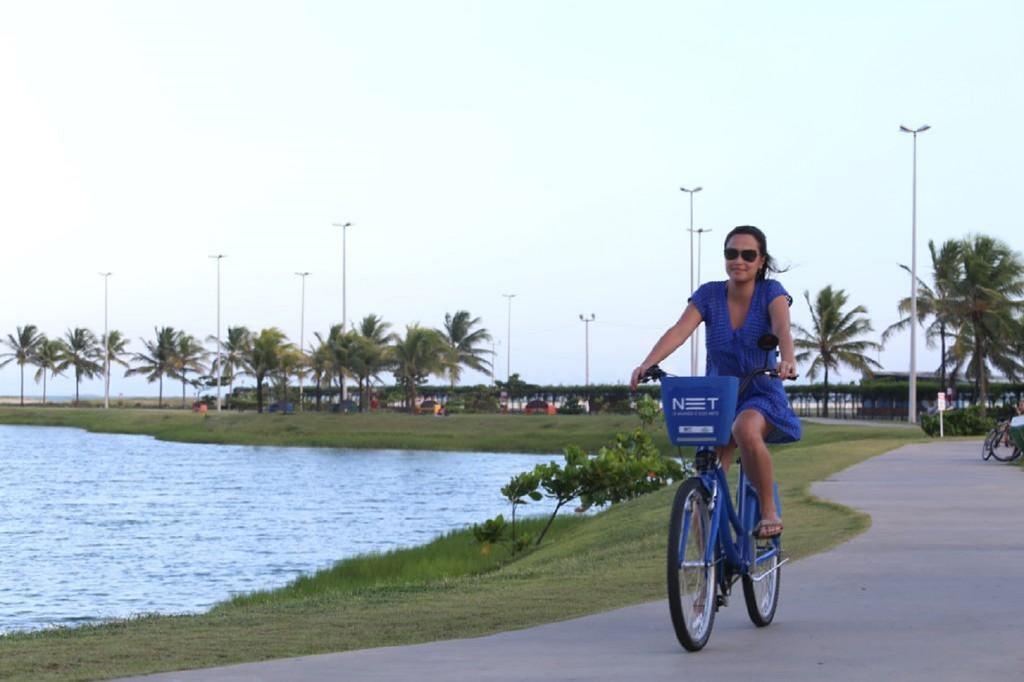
[983,419,1022,462]
[638,333,795,651]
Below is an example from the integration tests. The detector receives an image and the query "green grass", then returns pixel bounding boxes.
[0,420,929,681]
[0,408,653,454]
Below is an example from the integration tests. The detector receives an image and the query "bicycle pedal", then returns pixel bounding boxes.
[715,594,728,609]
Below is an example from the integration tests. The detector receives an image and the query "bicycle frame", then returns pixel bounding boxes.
[680,448,782,588]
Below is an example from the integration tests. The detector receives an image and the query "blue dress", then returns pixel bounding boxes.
[688,279,802,444]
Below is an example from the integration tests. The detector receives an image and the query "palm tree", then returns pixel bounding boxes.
[440,310,492,390]
[207,326,252,404]
[317,324,353,403]
[307,337,333,410]
[0,324,45,405]
[58,327,103,404]
[353,314,396,411]
[793,286,882,417]
[126,326,180,408]
[882,239,962,392]
[100,330,131,403]
[242,327,288,413]
[275,343,303,406]
[33,338,66,404]
[941,234,1024,412]
[170,333,209,408]
[391,324,447,410]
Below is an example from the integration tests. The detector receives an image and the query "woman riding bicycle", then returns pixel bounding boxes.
[630,225,801,539]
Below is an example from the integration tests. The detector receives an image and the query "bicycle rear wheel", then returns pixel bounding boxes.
[667,478,717,651]
[990,426,1018,462]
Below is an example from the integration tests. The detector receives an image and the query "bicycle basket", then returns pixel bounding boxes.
[1010,416,1024,451]
[659,376,739,447]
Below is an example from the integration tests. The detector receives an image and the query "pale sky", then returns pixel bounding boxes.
[1,1,1022,397]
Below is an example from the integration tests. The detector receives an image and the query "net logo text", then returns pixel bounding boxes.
[672,397,720,411]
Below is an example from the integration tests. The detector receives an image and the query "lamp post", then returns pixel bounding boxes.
[689,227,712,375]
[899,124,930,424]
[502,293,516,382]
[680,186,703,376]
[490,339,501,386]
[209,254,226,411]
[99,272,112,409]
[579,314,595,385]
[295,272,311,412]
[332,221,353,404]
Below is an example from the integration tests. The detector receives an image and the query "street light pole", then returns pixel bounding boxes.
[209,255,226,411]
[502,293,516,382]
[295,272,311,412]
[899,124,930,424]
[332,222,353,405]
[579,314,595,385]
[689,227,712,375]
[680,186,703,376]
[99,272,112,409]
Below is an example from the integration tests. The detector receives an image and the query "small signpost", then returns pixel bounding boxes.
[937,391,946,438]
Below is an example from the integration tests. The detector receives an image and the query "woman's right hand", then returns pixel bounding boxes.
[629,365,648,391]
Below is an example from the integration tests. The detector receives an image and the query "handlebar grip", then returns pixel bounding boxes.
[638,364,667,383]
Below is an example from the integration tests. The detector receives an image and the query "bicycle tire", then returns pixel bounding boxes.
[990,425,1018,462]
[742,538,781,626]
[982,428,997,460]
[667,478,717,652]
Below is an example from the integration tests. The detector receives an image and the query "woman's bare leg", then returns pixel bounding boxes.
[731,409,780,527]
[716,440,737,471]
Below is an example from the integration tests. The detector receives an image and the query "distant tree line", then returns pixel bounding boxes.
[0,311,492,413]
[3,233,1022,419]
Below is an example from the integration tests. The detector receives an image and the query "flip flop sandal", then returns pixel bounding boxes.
[752,518,783,539]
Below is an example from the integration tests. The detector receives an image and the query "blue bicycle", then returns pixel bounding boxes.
[639,333,791,651]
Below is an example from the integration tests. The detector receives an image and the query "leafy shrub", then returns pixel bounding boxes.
[501,471,543,552]
[444,399,466,414]
[472,515,507,555]
[463,388,500,413]
[557,397,586,415]
[920,405,996,436]
[476,395,686,552]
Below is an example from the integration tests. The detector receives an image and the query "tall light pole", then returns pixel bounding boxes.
[295,272,311,412]
[502,293,516,382]
[490,339,501,386]
[579,314,595,385]
[209,254,226,411]
[680,186,703,376]
[99,272,112,409]
[332,222,353,404]
[689,227,712,375]
[899,124,930,424]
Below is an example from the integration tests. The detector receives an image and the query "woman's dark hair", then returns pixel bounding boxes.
[723,225,784,281]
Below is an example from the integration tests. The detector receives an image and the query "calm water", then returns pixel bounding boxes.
[0,425,560,634]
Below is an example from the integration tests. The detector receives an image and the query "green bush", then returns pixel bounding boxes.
[477,395,685,552]
[463,388,500,413]
[557,397,586,415]
[920,405,996,437]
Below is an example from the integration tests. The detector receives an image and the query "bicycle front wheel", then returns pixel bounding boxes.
[667,478,717,652]
[982,428,997,460]
[742,537,781,626]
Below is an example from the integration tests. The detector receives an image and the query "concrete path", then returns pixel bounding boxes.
[123,441,1024,681]
[802,417,919,429]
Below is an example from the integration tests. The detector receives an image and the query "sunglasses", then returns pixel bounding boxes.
[724,248,759,263]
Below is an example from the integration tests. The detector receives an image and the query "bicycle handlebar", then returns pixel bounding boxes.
[637,365,668,384]
[637,364,798,387]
